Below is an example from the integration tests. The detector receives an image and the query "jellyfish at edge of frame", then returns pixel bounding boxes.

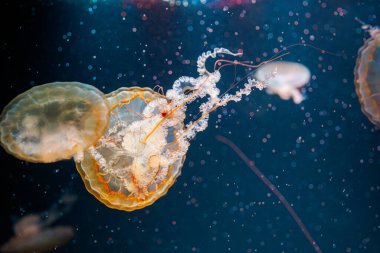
[76,48,271,211]
[255,61,310,104]
[0,82,110,163]
[354,22,380,127]
[1,192,77,253]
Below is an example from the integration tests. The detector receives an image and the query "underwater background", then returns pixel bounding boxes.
[1,0,380,252]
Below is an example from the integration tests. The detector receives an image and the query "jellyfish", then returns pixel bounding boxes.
[1,192,77,253]
[255,61,310,104]
[76,48,270,211]
[76,87,186,211]
[216,135,323,253]
[0,82,110,163]
[354,21,380,127]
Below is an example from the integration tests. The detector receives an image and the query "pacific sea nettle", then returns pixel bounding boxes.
[76,87,187,211]
[0,82,110,163]
[76,48,269,211]
[354,22,380,127]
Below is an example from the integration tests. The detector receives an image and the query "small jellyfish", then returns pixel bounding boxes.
[0,82,110,163]
[354,21,380,127]
[1,224,74,253]
[1,192,77,253]
[255,61,310,104]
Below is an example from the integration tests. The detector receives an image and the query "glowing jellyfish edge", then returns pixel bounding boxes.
[354,25,380,127]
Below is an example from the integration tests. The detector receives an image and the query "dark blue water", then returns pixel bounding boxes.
[1,1,380,252]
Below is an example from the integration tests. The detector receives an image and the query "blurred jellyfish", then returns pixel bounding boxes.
[76,87,186,211]
[1,192,77,253]
[0,82,110,163]
[255,61,311,104]
[354,20,380,127]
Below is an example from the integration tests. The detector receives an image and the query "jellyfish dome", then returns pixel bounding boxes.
[354,26,380,127]
[255,61,310,104]
[76,87,186,211]
[0,82,110,163]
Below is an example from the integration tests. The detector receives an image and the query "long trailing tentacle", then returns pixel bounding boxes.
[197,48,243,76]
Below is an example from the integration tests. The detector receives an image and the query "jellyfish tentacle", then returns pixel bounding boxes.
[73,151,84,163]
[143,63,225,144]
[197,48,242,76]
[216,135,323,253]
[142,75,211,143]
[88,146,107,169]
[176,77,268,141]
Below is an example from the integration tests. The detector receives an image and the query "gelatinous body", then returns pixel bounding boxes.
[76,87,186,211]
[354,27,380,127]
[0,82,110,163]
[76,48,268,211]
[255,61,310,104]
[1,226,74,253]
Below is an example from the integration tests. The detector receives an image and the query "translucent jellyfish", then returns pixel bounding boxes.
[354,22,380,127]
[0,82,110,163]
[76,48,270,211]
[1,192,77,253]
[76,87,186,211]
[255,61,310,104]
[1,225,74,253]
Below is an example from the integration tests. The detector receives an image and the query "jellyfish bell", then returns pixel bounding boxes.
[76,87,186,211]
[255,61,310,104]
[76,48,270,211]
[0,82,110,163]
[354,23,380,127]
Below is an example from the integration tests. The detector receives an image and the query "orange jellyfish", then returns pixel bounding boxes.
[1,192,77,253]
[255,61,310,104]
[354,20,380,127]
[216,135,323,253]
[76,87,186,211]
[0,82,110,163]
[76,48,271,211]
